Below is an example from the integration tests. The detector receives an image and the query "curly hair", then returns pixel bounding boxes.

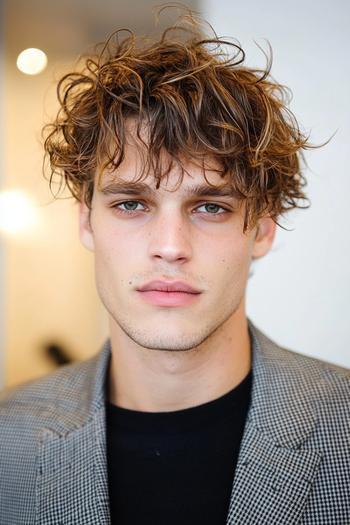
[43,8,316,232]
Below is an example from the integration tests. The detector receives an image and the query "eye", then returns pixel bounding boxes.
[113,200,145,214]
[111,200,230,217]
[195,203,227,215]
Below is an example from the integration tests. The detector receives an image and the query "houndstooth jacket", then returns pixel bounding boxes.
[0,319,349,524]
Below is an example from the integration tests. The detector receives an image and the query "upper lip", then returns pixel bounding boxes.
[137,280,201,293]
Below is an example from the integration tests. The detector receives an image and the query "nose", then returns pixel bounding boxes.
[147,208,192,263]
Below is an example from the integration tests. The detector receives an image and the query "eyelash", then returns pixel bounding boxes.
[111,200,230,218]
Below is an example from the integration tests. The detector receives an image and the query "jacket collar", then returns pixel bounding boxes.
[247,318,318,447]
[36,318,318,442]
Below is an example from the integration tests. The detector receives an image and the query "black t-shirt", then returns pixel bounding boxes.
[105,369,252,525]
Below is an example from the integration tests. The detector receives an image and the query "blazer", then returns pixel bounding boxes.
[0,319,349,524]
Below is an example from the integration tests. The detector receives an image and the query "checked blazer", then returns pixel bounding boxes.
[0,319,349,524]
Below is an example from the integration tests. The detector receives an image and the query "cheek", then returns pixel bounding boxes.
[92,226,121,280]
[214,238,254,289]
[215,233,253,267]
[92,224,142,284]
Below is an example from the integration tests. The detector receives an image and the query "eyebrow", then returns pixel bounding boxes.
[100,181,236,199]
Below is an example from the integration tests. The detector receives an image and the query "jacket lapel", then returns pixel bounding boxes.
[226,421,322,524]
[35,342,112,525]
[226,321,323,524]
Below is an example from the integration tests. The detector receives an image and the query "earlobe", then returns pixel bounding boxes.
[252,217,276,259]
[79,200,95,252]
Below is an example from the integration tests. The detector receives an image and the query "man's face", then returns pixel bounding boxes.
[79,136,275,352]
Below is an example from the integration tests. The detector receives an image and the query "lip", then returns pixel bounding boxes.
[137,290,201,307]
[137,280,201,294]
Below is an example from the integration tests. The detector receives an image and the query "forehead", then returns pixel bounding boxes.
[98,164,235,200]
[98,126,233,198]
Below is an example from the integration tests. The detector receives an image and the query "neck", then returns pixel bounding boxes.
[107,302,251,412]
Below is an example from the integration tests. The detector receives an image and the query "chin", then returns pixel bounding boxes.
[128,329,208,352]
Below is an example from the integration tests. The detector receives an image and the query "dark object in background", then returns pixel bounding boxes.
[43,342,74,367]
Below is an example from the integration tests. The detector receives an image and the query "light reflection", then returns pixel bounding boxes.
[0,190,38,236]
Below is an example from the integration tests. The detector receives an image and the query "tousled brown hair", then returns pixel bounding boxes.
[43,7,317,231]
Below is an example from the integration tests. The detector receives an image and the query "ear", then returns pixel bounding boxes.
[252,216,276,259]
[79,200,95,252]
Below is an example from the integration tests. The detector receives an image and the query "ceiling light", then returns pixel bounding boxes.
[16,48,48,75]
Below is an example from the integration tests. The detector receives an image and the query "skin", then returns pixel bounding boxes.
[79,126,276,412]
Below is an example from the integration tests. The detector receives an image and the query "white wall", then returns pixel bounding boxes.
[202,0,350,367]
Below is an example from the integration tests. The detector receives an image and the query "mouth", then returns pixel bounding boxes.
[137,289,202,307]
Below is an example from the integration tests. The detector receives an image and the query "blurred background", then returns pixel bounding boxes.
[1,0,349,389]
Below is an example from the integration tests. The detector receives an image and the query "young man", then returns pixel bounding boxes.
[1,13,349,525]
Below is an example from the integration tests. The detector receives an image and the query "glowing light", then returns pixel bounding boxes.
[16,48,48,75]
[0,190,38,235]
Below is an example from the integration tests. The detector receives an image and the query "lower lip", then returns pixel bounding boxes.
[137,290,201,307]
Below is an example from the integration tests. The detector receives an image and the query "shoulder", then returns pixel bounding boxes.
[257,338,350,522]
[0,340,110,435]
[250,321,350,434]
[252,321,349,390]
[0,347,110,523]
[0,361,88,450]
[0,354,97,413]
[279,346,349,423]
